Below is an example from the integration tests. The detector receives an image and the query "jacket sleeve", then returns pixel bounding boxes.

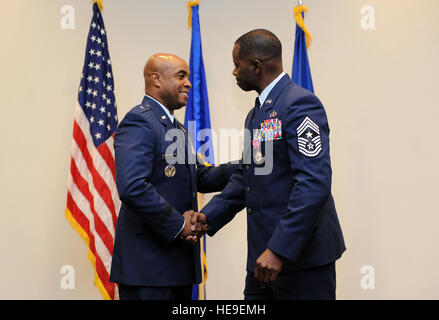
[196,158,239,194]
[114,111,184,242]
[199,110,254,236]
[267,93,333,261]
[200,158,246,236]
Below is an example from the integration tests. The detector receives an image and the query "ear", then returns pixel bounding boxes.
[151,72,161,88]
[251,59,263,75]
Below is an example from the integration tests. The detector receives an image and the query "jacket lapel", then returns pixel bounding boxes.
[141,96,174,130]
[243,104,258,163]
[142,96,188,172]
[176,119,197,205]
[262,74,291,119]
[245,107,256,130]
[142,96,197,209]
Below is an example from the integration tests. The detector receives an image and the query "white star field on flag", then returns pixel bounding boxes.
[78,11,117,147]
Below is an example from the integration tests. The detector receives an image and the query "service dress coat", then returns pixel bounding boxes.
[110,96,235,286]
[202,75,346,273]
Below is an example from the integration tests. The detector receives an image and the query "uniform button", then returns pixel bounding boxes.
[193,192,196,198]
[247,208,252,214]
[244,165,249,170]
[246,187,250,192]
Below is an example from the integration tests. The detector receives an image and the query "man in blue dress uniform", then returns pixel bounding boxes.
[110,53,236,300]
[200,30,346,300]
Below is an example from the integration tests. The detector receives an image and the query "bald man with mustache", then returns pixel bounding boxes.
[110,54,236,300]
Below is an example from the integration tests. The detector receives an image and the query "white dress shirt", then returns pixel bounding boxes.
[257,72,286,107]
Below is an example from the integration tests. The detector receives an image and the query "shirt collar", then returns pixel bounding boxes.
[145,94,175,123]
[258,72,286,108]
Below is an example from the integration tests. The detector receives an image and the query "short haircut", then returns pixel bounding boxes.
[235,29,282,61]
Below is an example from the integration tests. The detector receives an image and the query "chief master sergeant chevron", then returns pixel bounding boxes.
[199,29,346,300]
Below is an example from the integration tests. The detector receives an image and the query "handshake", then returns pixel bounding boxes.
[177,210,208,244]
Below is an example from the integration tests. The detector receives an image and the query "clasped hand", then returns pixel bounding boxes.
[178,210,208,244]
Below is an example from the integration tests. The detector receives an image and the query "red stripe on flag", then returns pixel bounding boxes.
[97,141,117,184]
[66,190,115,300]
[70,157,114,255]
[95,249,115,299]
[66,189,90,236]
[73,121,118,228]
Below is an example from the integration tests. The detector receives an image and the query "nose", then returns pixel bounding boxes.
[232,68,237,77]
[185,78,192,89]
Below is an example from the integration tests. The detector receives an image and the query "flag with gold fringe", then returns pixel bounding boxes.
[185,0,211,300]
[292,4,314,93]
[65,0,120,300]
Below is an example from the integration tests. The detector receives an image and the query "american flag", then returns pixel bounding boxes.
[65,2,120,300]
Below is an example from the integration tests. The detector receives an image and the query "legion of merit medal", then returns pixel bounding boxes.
[254,150,264,165]
[253,129,264,165]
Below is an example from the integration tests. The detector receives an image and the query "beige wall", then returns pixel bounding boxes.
[0,0,438,299]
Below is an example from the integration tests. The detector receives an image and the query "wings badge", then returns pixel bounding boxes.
[296,116,322,157]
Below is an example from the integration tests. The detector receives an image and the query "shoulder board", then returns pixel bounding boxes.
[136,104,152,113]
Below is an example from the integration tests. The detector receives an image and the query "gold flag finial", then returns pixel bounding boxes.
[93,0,104,11]
[187,0,200,29]
[294,5,312,49]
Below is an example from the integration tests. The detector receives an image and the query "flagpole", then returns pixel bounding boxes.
[186,0,211,300]
[298,0,303,6]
